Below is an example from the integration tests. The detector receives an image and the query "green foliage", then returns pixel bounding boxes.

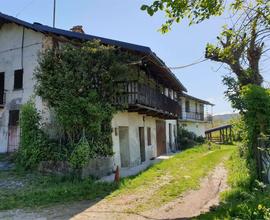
[230,115,246,142]
[141,0,224,33]
[198,147,270,220]
[35,40,137,158]
[69,137,90,170]
[16,100,47,170]
[241,85,270,136]
[239,85,270,180]
[177,126,205,149]
[142,0,269,33]
[0,171,118,210]
[222,76,244,111]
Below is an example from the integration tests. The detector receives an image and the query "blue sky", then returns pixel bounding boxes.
[1,0,242,114]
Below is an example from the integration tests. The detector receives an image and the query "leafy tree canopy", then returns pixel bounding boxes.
[141,0,269,33]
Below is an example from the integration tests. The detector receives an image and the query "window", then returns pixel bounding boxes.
[199,104,204,113]
[0,72,4,91]
[14,69,23,90]
[195,103,198,113]
[0,72,4,105]
[185,100,190,112]
[147,127,151,145]
[9,110,20,126]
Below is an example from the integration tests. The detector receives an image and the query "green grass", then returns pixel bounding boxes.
[0,171,117,210]
[197,147,270,220]
[0,144,234,212]
[110,144,235,211]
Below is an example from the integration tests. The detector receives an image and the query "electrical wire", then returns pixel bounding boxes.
[168,58,208,70]
[0,42,42,55]
[15,0,38,17]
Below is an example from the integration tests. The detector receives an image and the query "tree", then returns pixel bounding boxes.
[142,0,270,180]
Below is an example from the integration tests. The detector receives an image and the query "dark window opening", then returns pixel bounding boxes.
[185,100,190,112]
[14,69,23,90]
[0,72,4,105]
[9,110,20,126]
[147,127,151,145]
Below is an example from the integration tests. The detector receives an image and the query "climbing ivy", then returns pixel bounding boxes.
[35,40,138,158]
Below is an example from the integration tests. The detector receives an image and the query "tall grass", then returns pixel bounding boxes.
[198,147,270,219]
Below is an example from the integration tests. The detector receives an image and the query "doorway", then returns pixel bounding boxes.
[139,127,145,163]
[156,120,166,156]
[119,126,130,167]
[169,123,172,151]
[8,110,20,152]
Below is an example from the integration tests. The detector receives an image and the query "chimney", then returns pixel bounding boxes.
[70,25,85,34]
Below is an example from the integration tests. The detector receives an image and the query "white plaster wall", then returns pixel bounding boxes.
[0,23,45,152]
[111,111,159,168]
[179,121,206,137]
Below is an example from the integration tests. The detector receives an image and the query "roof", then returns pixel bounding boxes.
[205,124,232,133]
[181,93,214,106]
[0,12,187,92]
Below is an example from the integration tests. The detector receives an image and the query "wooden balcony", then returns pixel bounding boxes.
[0,91,5,108]
[114,81,181,119]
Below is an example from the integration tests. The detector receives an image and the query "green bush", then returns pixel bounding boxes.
[177,126,205,150]
[16,100,47,170]
[69,137,90,170]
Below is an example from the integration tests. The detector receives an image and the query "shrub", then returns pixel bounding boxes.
[69,137,90,170]
[177,126,205,150]
[16,100,47,170]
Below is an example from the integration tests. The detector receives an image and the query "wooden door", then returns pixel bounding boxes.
[156,120,166,156]
[139,127,145,162]
[119,126,130,167]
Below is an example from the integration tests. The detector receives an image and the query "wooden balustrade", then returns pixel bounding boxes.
[114,81,181,118]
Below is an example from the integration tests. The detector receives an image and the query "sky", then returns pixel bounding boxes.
[1,0,243,115]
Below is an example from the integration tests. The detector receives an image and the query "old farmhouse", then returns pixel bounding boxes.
[0,12,213,172]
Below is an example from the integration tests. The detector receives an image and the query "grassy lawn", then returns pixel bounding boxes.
[197,147,270,220]
[0,169,117,210]
[110,144,235,212]
[0,144,234,211]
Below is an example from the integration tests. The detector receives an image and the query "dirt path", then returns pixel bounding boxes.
[0,164,228,220]
[142,165,228,219]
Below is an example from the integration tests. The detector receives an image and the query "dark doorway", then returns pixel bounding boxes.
[139,127,145,163]
[156,120,166,156]
[8,110,20,152]
[169,123,172,151]
[0,72,4,105]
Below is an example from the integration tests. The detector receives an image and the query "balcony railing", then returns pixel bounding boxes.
[0,91,6,108]
[114,81,181,117]
[185,112,204,121]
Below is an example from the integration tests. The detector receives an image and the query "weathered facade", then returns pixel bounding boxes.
[179,94,213,137]
[0,13,183,171]
[0,21,45,152]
